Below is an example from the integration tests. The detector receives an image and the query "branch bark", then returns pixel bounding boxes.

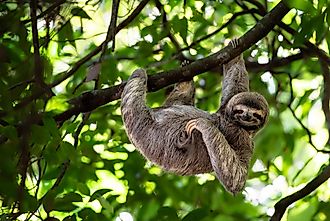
[55,1,291,123]
[270,164,330,221]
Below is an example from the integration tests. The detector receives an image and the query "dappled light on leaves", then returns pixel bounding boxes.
[0,0,330,220]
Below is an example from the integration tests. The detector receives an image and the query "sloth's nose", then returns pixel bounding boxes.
[242,113,252,120]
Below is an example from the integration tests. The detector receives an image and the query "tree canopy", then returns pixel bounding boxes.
[0,0,330,220]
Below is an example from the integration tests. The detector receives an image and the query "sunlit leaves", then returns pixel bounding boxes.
[172,15,188,42]
[58,22,75,50]
[286,0,317,14]
[291,1,329,46]
[0,0,329,220]
[89,188,112,202]
[71,7,91,20]
[44,192,82,213]
[45,95,69,113]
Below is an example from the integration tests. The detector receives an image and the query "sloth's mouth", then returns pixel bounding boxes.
[233,118,261,130]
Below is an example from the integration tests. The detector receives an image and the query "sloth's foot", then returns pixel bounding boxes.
[181,59,190,67]
[230,38,239,48]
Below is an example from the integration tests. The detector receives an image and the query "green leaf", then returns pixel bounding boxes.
[89,189,112,202]
[293,89,313,109]
[137,200,160,221]
[0,125,17,140]
[154,207,180,221]
[58,21,75,49]
[58,141,76,161]
[45,95,69,113]
[53,192,82,212]
[313,13,326,43]
[286,0,317,14]
[78,208,100,221]
[182,208,209,221]
[43,115,61,140]
[77,183,90,196]
[43,190,57,213]
[31,125,51,145]
[71,7,91,19]
[293,14,313,46]
[63,215,77,221]
[21,192,38,213]
[288,199,318,221]
[172,16,188,42]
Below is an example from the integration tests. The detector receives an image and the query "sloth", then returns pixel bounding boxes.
[121,40,269,194]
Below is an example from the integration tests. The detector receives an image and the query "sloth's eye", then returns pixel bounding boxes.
[234,109,244,114]
[253,113,263,121]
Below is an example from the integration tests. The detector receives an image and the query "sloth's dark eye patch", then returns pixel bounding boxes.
[234,109,244,114]
[253,113,263,121]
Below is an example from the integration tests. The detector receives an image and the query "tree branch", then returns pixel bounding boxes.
[54,1,291,123]
[22,0,66,24]
[29,0,47,89]
[270,164,330,221]
[13,0,150,111]
[244,0,330,65]
[245,52,305,72]
[100,0,120,56]
[178,9,259,54]
[287,74,330,154]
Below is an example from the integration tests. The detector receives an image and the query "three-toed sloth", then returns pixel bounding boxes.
[121,40,269,194]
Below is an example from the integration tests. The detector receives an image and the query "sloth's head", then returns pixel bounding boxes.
[226,92,269,134]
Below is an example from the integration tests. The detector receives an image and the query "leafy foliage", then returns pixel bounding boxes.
[0,0,330,220]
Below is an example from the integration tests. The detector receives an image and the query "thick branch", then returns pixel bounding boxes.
[271,164,330,221]
[55,1,291,123]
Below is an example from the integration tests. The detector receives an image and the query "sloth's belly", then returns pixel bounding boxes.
[139,105,217,175]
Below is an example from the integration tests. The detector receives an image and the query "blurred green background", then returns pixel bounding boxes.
[0,0,329,220]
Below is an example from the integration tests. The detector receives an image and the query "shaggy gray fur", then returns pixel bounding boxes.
[121,51,269,194]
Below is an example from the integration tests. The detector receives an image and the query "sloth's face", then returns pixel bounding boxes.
[226,92,269,133]
[231,104,267,130]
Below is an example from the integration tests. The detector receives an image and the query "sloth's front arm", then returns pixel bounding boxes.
[186,118,252,194]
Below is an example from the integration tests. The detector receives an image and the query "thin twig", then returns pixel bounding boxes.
[22,0,66,24]
[271,164,330,221]
[178,9,258,54]
[12,0,150,112]
[243,0,330,65]
[100,0,120,58]
[287,75,330,154]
